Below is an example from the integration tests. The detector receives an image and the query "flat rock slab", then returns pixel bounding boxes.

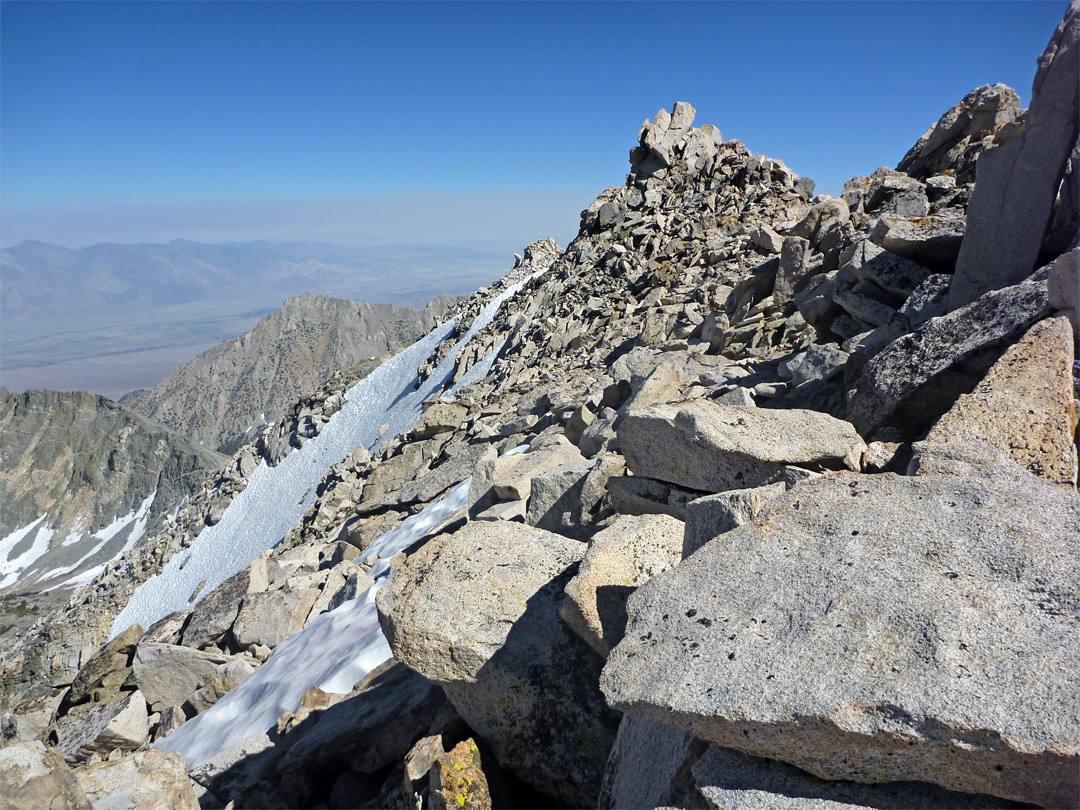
[602,450,1080,808]
[619,401,864,493]
[924,315,1078,487]
[847,270,1050,437]
[691,746,1031,810]
[377,520,619,808]
[561,514,685,656]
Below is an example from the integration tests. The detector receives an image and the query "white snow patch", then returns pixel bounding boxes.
[40,493,156,585]
[44,563,106,593]
[111,271,545,640]
[157,440,532,770]
[0,518,54,590]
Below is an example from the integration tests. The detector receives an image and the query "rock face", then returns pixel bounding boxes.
[377,521,620,807]
[949,3,1080,308]
[74,749,199,810]
[0,741,90,810]
[602,448,1080,808]
[122,292,457,451]
[619,401,865,492]
[924,315,1078,487]
[0,388,224,597]
[847,270,1051,437]
[561,514,684,656]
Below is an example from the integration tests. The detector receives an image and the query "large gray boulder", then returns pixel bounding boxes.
[619,401,864,493]
[561,514,684,656]
[132,643,228,712]
[846,269,1050,437]
[180,559,268,649]
[923,315,1078,487]
[377,521,619,807]
[949,3,1080,308]
[602,447,1080,808]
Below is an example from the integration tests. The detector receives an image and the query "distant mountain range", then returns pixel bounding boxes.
[0,238,507,317]
[0,239,507,397]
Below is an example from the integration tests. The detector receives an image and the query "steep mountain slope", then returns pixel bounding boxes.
[0,389,224,606]
[120,293,459,452]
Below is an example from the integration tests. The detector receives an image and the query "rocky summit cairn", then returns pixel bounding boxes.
[4,5,1080,809]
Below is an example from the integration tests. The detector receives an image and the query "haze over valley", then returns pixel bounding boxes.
[0,239,507,397]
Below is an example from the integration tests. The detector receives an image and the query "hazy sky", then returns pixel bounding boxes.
[0,1,1067,252]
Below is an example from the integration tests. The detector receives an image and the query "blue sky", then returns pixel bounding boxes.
[0,1,1067,252]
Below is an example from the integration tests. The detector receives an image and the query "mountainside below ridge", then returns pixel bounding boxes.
[120,293,460,452]
[1,6,1078,810]
[0,388,224,617]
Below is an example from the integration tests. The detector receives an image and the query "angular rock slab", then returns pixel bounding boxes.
[847,270,1050,437]
[949,3,1080,308]
[278,659,446,776]
[377,521,619,808]
[53,690,148,763]
[692,746,1030,810]
[599,714,705,810]
[561,514,684,656]
[0,741,90,810]
[619,401,864,493]
[75,749,199,810]
[924,315,1078,487]
[601,453,1080,807]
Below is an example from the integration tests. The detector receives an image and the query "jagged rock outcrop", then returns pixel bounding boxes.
[949,1,1080,307]
[897,83,1022,183]
[122,293,457,452]
[0,389,224,602]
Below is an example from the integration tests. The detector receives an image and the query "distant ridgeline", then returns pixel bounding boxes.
[120,292,460,452]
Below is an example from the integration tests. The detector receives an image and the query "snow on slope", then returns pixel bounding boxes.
[158,443,529,769]
[110,271,542,639]
[0,516,49,589]
[41,493,156,590]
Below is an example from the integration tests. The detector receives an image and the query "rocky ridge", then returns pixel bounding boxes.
[3,5,1079,809]
[122,292,458,452]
